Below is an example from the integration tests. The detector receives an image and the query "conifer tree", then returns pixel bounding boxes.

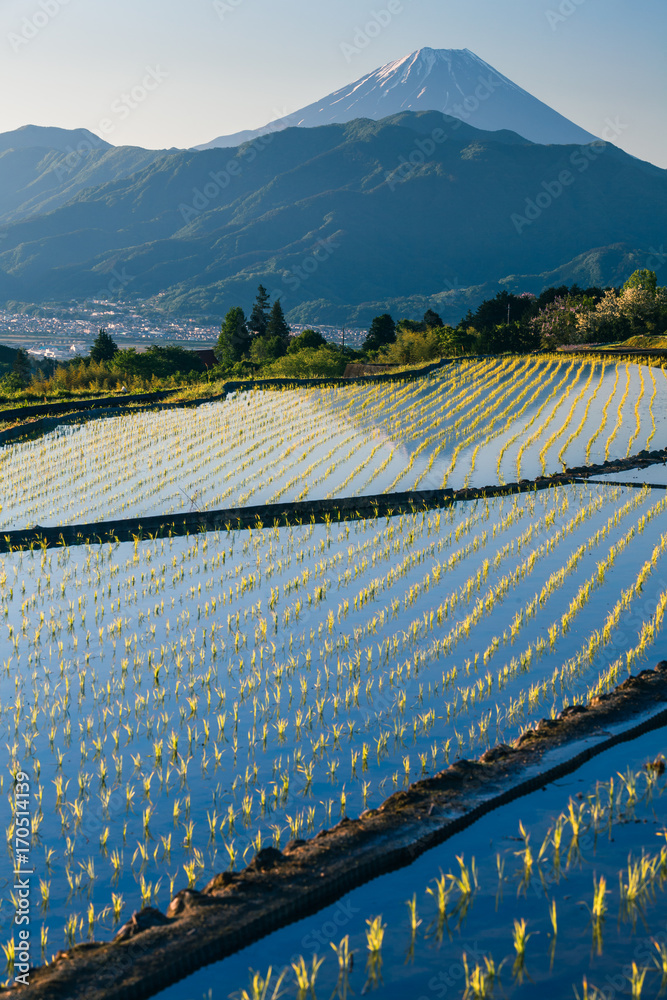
[12,347,31,385]
[216,307,250,365]
[89,328,118,363]
[249,285,271,338]
[363,313,396,352]
[265,299,291,355]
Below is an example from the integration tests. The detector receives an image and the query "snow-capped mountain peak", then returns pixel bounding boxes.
[196,47,596,150]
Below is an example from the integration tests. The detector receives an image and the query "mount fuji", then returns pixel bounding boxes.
[197,47,596,150]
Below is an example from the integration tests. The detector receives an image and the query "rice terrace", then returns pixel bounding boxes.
[3,7,667,996]
[4,340,667,999]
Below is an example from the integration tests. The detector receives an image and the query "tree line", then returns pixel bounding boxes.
[2,269,665,400]
[360,269,667,364]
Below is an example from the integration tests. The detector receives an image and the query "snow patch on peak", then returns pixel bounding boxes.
[413,47,438,74]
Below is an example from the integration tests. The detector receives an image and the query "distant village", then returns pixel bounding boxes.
[0,299,365,361]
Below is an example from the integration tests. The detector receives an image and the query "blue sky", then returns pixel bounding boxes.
[1,0,665,165]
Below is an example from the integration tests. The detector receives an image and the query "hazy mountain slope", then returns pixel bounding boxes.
[0,145,165,224]
[0,112,663,324]
[198,47,596,149]
[0,124,171,224]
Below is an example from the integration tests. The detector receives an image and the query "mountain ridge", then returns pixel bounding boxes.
[0,110,662,325]
[0,125,112,155]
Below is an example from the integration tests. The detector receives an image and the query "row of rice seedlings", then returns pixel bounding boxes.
[626,364,646,457]
[0,360,510,528]
[438,358,548,488]
[536,362,591,475]
[556,362,606,468]
[644,366,659,451]
[377,359,531,491]
[604,363,633,461]
[408,359,538,488]
[513,359,579,480]
[433,487,667,738]
[494,359,572,484]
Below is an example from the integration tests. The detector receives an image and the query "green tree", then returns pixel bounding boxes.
[265,346,346,378]
[396,318,426,334]
[265,299,291,355]
[363,314,396,353]
[249,284,271,338]
[436,325,476,355]
[250,335,283,365]
[110,345,204,380]
[423,309,444,329]
[378,327,441,365]
[623,269,657,295]
[216,307,250,365]
[480,320,541,354]
[12,347,31,386]
[467,290,537,331]
[89,328,118,363]
[287,329,326,354]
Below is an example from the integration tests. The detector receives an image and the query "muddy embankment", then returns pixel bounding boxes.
[10,662,667,1000]
[0,443,665,555]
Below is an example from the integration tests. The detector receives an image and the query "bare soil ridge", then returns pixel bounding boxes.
[1,444,665,554]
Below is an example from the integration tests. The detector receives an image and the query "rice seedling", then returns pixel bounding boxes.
[512,918,531,981]
[111,893,124,923]
[233,967,288,1000]
[573,976,605,1000]
[652,938,667,988]
[39,878,50,910]
[463,953,502,999]
[330,935,353,974]
[63,914,79,948]
[1,939,14,974]
[591,875,608,920]
[630,962,647,999]
[290,955,325,998]
[406,893,422,934]
[365,915,386,954]
[449,855,478,897]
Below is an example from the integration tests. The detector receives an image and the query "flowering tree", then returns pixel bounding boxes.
[531,295,594,348]
[580,274,667,341]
